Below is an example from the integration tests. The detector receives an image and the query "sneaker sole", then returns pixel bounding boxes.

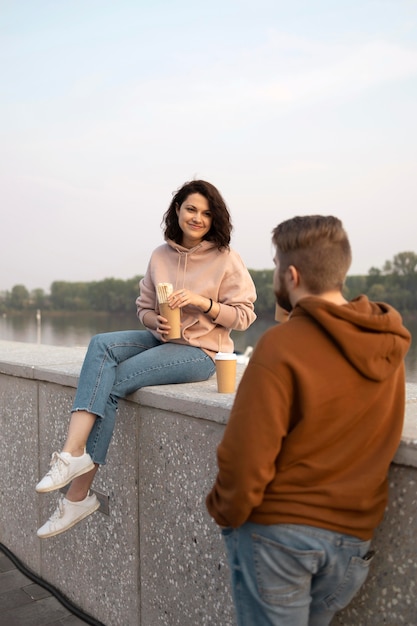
[35,460,95,493]
[37,499,100,539]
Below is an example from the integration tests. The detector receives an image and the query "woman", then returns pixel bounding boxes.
[36,179,257,538]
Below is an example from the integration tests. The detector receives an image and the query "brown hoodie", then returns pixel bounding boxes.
[206,295,411,540]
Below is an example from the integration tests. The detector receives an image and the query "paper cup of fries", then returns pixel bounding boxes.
[157,283,181,339]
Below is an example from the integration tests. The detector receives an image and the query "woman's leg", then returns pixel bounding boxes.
[37,335,214,537]
[36,331,161,493]
[65,341,214,501]
[63,410,96,456]
[72,330,163,419]
[62,411,99,501]
[66,465,99,501]
[85,341,215,465]
[39,332,214,490]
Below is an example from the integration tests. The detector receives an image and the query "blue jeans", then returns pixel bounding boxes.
[72,330,215,464]
[222,522,374,626]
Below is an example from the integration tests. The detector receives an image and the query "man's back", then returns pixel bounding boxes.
[207,294,410,539]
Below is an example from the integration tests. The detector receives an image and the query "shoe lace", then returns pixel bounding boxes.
[46,451,70,480]
[49,496,65,524]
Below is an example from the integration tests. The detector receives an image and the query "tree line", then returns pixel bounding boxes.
[1,252,417,319]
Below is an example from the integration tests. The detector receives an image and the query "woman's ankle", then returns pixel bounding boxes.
[62,446,86,457]
[65,489,90,502]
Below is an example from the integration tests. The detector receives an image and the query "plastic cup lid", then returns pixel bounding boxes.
[215,352,237,360]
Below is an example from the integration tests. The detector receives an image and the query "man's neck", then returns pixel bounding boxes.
[293,289,348,308]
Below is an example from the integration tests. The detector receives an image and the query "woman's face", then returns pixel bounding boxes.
[176,193,213,248]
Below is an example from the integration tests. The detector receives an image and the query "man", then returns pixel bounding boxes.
[206,215,411,626]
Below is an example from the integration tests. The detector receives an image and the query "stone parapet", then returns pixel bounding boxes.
[0,340,416,626]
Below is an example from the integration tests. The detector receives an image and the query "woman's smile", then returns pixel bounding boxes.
[176,193,212,248]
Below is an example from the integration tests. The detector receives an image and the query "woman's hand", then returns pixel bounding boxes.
[168,289,213,314]
[155,313,172,338]
[168,289,197,309]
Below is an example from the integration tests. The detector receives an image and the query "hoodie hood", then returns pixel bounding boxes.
[293,295,411,382]
[165,238,217,255]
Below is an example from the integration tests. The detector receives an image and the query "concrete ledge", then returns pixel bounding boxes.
[0,340,416,625]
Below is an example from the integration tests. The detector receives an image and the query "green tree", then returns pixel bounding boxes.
[370,250,417,313]
[366,267,383,290]
[50,281,90,310]
[3,251,417,317]
[88,277,141,313]
[30,288,49,310]
[344,275,367,300]
[9,285,30,310]
[249,269,275,316]
[390,251,417,276]
[367,283,387,301]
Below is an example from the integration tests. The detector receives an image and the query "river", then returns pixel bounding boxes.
[1,311,416,383]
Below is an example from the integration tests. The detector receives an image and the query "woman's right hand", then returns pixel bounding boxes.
[156,313,171,338]
[142,310,171,337]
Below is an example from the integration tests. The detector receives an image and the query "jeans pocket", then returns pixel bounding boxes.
[252,533,320,606]
[323,550,375,611]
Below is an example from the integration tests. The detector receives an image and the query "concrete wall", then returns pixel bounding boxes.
[0,340,416,626]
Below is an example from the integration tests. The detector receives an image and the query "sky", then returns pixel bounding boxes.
[1,0,417,293]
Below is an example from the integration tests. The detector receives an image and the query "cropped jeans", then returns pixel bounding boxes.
[72,330,215,464]
[222,522,374,626]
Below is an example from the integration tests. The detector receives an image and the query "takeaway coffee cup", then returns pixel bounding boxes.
[159,302,181,340]
[274,303,290,324]
[215,352,237,393]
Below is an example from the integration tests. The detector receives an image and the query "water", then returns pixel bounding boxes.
[1,311,416,383]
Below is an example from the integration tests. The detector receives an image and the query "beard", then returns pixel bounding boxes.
[274,279,293,313]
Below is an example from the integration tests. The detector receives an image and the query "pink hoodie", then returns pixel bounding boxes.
[136,239,257,359]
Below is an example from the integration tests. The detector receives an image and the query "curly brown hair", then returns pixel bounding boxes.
[163,180,232,249]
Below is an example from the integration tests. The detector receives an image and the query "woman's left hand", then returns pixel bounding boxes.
[168,289,194,309]
[168,289,214,316]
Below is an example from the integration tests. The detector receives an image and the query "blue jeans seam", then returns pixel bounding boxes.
[114,354,213,389]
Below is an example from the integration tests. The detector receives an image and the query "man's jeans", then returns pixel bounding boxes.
[72,330,215,464]
[222,522,374,626]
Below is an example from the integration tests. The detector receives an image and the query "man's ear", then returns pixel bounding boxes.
[287,265,300,287]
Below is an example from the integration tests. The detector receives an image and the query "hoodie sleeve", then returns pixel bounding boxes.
[213,250,257,331]
[136,260,157,324]
[206,340,292,527]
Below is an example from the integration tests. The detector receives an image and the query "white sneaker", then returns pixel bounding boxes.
[37,492,100,538]
[36,451,94,493]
